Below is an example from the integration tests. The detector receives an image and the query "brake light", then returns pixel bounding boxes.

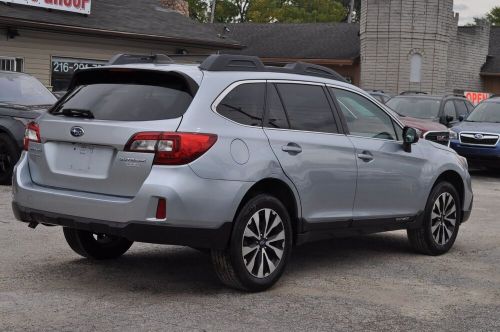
[125,132,217,165]
[23,122,41,151]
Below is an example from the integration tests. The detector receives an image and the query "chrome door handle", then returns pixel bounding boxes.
[282,143,302,154]
[357,152,374,162]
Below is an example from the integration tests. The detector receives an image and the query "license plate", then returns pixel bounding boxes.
[70,144,95,172]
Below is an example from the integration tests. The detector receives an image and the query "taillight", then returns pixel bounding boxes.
[23,122,41,151]
[125,132,217,165]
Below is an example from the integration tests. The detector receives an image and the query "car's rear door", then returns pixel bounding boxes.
[263,82,357,229]
[27,68,197,197]
[329,87,427,226]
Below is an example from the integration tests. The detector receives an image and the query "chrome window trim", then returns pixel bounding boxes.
[459,132,499,147]
[211,79,340,134]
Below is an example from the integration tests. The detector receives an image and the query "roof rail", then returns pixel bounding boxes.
[400,91,428,95]
[199,54,266,71]
[199,54,347,82]
[107,54,174,65]
[444,93,465,98]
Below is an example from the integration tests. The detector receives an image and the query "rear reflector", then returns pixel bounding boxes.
[125,132,217,165]
[23,122,41,151]
[156,198,167,219]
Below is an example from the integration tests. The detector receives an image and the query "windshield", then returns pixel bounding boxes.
[466,101,500,123]
[386,97,441,119]
[0,73,56,106]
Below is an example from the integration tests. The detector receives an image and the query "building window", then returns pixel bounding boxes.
[51,57,106,92]
[0,57,23,72]
[410,53,422,83]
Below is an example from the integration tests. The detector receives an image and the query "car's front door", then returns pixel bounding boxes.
[329,87,427,226]
[264,82,357,229]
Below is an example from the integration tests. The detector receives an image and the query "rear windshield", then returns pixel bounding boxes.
[386,97,441,119]
[50,70,195,121]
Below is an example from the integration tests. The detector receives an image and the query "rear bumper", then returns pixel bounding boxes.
[13,203,232,249]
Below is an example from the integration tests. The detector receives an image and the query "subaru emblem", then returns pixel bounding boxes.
[474,134,484,140]
[70,126,84,137]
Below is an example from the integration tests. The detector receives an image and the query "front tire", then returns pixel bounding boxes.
[407,182,461,255]
[211,194,293,292]
[63,227,133,260]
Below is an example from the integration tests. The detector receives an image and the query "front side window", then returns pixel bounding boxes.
[332,88,398,140]
[217,83,265,126]
[276,83,337,133]
[454,100,468,117]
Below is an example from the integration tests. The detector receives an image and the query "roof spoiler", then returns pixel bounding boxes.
[107,54,174,65]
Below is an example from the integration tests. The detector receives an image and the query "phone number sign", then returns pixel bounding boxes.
[2,0,91,15]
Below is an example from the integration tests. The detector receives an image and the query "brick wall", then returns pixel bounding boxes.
[360,0,480,95]
[446,22,490,93]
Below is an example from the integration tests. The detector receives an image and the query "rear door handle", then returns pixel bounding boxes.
[357,151,374,162]
[282,143,302,154]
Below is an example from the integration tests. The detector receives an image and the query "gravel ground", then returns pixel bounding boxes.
[1,170,499,331]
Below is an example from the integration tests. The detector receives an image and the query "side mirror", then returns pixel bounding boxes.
[403,127,419,153]
[458,115,465,122]
[445,115,454,123]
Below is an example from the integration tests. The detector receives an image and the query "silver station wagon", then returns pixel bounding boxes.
[13,54,473,292]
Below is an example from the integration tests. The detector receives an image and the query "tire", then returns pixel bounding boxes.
[211,194,293,292]
[407,181,461,255]
[0,133,20,185]
[63,227,133,260]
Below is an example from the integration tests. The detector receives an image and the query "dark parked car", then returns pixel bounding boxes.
[0,71,56,184]
[450,96,500,170]
[386,93,474,128]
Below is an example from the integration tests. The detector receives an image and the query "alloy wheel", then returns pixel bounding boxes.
[241,208,285,278]
[431,192,457,245]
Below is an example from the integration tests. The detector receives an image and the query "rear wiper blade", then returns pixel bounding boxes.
[60,108,95,119]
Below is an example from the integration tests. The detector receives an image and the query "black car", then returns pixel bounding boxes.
[0,71,56,184]
[386,92,474,128]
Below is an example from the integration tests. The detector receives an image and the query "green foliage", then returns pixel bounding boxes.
[187,0,209,22]
[486,6,500,26]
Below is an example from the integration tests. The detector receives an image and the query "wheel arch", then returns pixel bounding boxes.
[233,177,301,241]
[433,170,464,210]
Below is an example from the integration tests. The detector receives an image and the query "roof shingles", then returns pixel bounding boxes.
[0,0,240,48]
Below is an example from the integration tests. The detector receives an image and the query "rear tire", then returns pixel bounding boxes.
[211,194,293,292]
[407,182,461,255]
[0,133,20,185]
[63,227,133,260]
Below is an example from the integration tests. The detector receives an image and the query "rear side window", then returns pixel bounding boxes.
[216,83,265,126]
[51,70,195,121]
[276,83,337,133]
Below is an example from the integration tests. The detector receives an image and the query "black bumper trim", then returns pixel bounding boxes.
[12,203,232,250]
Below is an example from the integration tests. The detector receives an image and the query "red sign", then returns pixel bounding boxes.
[464,91,491,106]
[3,0,91,15]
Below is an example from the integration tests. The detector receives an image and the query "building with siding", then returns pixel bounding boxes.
[0,0,241,91]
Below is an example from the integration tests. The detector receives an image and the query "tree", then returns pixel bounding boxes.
[187,0,209,22]
[340,0,361,22]
[486,6,500,26]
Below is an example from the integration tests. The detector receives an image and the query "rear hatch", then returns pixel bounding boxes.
[27,67,198,197]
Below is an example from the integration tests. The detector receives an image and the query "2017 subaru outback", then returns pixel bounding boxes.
[12,54,473,292]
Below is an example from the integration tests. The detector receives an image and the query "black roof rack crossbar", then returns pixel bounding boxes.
[199,54,347,82]
[199,54,266,72]
[108,54,174,66]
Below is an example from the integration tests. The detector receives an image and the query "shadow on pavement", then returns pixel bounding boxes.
[27,232,413,294]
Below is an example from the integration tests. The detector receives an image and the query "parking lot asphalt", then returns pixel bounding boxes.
[1,170,499,332]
